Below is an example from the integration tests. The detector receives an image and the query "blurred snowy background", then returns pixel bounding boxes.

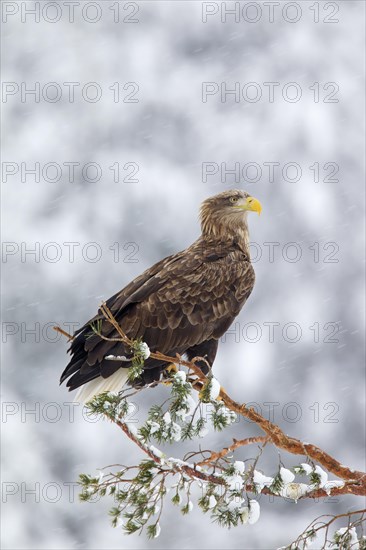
[1,1,365,548]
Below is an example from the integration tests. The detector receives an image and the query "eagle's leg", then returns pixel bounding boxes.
[162,340,219,386]
[185,339,223,398]
[185,338,219,375]
[165,363,179,374]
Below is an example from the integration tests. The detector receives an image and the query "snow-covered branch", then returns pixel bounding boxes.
[57,303,366,543]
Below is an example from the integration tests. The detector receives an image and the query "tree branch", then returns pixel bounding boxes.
[98,301,366,490]
[108,415,366,500]
[57,303,366,500]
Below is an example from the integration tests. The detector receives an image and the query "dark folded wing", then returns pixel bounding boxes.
[60,244,255,390]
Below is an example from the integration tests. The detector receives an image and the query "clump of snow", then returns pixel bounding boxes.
[170,422,182,442]
[215,403,237,424]
[138,342,151,359]
[253,470,274,491]
[280,467,295,484]
[174,371,186,383]
[197,424,209,438]
[209,378,221,400]
[149,445,165,460]
[323,479,345,495]
[208,495,217,509]
[280,482,310,502]
[175,395,197,420]
[240,506,249,524]
[166,457,187,469]
[248,500,260,525]
[233,461,245,475]
[126,403,136,417]
[227,496,245,511]
[314,465,328,487]
[146,420,160,434]
[224,473,244,491]
[153,522,161,538]
[163,411,171,425]
[300,463,313,475]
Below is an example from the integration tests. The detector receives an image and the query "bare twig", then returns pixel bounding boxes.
[196,436,269,467]
[287,508,366,549]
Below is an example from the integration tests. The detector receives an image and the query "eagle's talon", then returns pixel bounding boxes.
[161,363,179,385]
[165,363,179,375]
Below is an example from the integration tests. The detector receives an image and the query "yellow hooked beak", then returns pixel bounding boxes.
[238,196,262,216]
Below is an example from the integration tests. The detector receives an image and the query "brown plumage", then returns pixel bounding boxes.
[60,189,262,400]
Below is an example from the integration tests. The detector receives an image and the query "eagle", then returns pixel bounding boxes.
[60,189,262,403]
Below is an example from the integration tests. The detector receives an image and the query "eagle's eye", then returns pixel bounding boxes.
[229,196,239,204]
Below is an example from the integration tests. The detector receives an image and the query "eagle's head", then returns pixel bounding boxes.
[200,189,262,238]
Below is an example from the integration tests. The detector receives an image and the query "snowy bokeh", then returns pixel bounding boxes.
[2,1,365,549]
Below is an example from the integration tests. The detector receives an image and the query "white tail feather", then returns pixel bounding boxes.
[74,369,130,404]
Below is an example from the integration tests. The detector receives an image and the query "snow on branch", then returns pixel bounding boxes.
[56,303,366,545]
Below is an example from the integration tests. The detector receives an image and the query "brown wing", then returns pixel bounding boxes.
[60,239,255,390]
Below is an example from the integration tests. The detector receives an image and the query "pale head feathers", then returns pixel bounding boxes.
[199,189,251,251]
